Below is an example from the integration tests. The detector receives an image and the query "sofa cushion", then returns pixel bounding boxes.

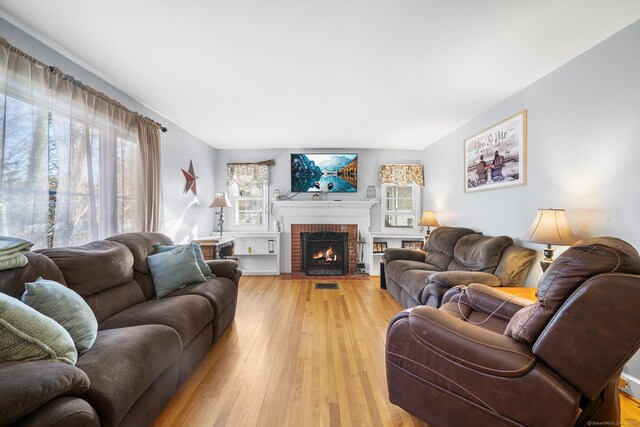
[157,242,213,278]
[0,360,90,426]
[0,292,77,365]
[386,260,440,284]
[0,252,66,299]
[449,234,513,273]
[37,241,145,323]
[22,278,98,355]
[147,245,207,298]
[106,232,174,300]
[423,227,476,271]
[169,277,238,316]
[76,325,181,427]
[394,269,435,304]
[99,295,213,348]
[37,241,134,297]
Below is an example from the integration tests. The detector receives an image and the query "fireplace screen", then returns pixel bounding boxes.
[301,231,349,276]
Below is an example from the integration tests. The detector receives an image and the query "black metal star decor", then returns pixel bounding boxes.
[181,160,199,195]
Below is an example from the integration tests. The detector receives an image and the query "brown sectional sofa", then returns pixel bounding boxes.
[0,232,241,427]
[382,226,536,308]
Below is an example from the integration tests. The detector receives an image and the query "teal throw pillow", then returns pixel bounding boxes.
[0,292,77,365]
[157,242,213,278]
[147,244,207,298]
[21,278,98,355]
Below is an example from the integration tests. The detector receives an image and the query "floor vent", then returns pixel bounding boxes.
[315,283,339,289]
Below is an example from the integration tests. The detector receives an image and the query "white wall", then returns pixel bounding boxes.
[422,20,640,286]
[214,148,423,232]
[422,20,640,393]
[0,17,218,242]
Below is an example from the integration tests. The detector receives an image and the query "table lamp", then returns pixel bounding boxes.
[210,193,231,236]
[418,210,440,245]
[523,208,578,272]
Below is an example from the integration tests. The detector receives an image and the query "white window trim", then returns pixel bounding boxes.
[380,183,421,232]
[228,182,269,231]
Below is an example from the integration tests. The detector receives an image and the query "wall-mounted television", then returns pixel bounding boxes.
[291,153,358,193]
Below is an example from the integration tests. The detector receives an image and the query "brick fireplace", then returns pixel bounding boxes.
[292,224,358,274]
[273,200,376,274]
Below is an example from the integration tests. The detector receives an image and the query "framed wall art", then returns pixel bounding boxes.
[464,110,527,193]
[401,240,423,250]
[373,242,388,254]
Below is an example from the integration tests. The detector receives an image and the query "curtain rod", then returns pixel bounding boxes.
[227,159,276,166]
[0,37,167,133]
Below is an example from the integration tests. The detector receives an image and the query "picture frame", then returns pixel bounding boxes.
[373,242,388,254]
[402,240,423,250]
[464,110,527,193]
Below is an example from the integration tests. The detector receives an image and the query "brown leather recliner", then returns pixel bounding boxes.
[386,237,640,427]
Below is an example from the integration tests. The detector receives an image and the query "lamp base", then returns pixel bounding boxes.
[540,245,555,272]
[539,259,552,272]
[218,208,225,237]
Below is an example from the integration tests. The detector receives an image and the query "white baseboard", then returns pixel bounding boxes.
[621,373,640,399]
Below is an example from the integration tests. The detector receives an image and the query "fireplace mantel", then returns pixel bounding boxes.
[274,200,376,273]
[274,200,376,211]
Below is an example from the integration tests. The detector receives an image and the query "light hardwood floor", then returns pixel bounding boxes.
[153,276,640,427]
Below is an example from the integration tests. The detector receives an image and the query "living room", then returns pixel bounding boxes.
[1,2,639,426]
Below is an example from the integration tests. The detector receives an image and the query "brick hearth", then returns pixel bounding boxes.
[291,224,358,274]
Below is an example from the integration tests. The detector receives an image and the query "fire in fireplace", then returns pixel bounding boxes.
[301,231,349,276]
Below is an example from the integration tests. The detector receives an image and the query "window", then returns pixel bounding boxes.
[381,183,421,230]
[227,164,269,229]
[229,182,268,227]
[378,163,424,232]
[0,42,145,248]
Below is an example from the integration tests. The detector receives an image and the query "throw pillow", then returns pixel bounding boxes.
[0,292,77,365]
[156,242,214,278]
[21,278,98,355]
[147,244,207,298]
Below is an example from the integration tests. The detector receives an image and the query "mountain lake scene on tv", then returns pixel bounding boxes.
[291,154,358,192]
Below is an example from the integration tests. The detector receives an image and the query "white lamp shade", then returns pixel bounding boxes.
[523,208,577,245]
[210,192,231,208]
[418,210,440,227]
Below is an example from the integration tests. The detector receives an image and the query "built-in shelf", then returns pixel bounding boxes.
[221,231,281,276]
[367,231,424,276]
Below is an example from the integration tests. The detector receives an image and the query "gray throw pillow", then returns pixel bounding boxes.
[0,292,77,365]
[147,244,207,298]
[21,278,98,355]
[156,242,213,278]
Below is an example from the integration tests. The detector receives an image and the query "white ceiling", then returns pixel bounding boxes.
[1,1,639,150]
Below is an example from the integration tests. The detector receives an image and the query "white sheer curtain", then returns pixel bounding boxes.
[48,70,140,246]
[0,41,50,248]
[0,38,161,248]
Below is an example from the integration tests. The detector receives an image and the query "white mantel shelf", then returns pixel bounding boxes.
[274,200,376,210]
[274,200,376,273]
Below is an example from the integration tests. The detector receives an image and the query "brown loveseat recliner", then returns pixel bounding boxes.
[386,237,640,426]
[0,232,241,427]
[382,226,537,308]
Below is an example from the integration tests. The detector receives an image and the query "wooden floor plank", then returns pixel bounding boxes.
[153,277,639,426]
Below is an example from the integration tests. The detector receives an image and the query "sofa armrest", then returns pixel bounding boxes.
[381,248,426,263]
[15,397,99,427]
[446,283,535,321]
[0,361,90,426]
[428,271,502,288]
[205,259,239,281]
[399,306,536,377]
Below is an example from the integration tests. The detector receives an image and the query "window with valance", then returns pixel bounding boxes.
[379,164,424,187]
[226,163,269,227]
[379,164,424,231]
